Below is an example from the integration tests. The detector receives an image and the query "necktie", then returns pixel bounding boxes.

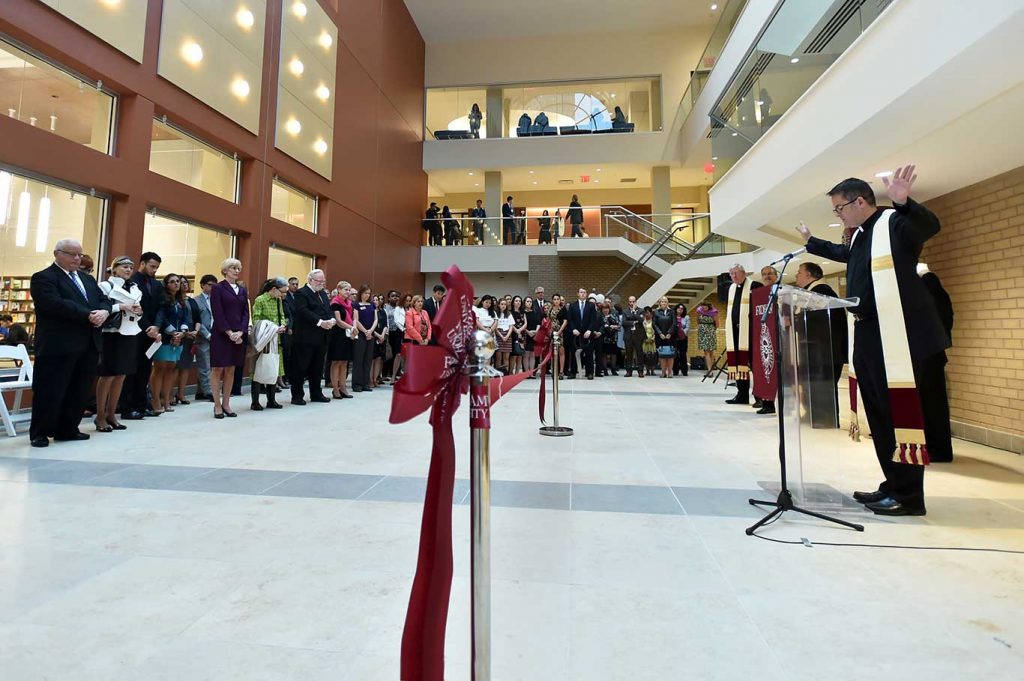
[70,272,88,299]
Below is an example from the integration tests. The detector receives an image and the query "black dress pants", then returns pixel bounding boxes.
[563,333,577,376]
[120,335,151,416]
[919,351,953,462]
[502,219,515,245]
[673,338,689,375]
[734,379,750,402]
[352,335,374,389]
[290,341,327,400]
[428,226,442,246]
[576,336,595,377]
[30,348,98,440]
[853,319,926,508]
[624,330,644,372]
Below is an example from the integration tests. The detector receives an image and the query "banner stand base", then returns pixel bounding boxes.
[539,425,574,437]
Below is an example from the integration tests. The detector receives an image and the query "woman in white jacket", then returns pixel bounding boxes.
[95,256,143,432]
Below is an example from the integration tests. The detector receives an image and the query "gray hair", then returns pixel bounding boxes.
[220,258,242,274]
[307,269,325,282]
[54,238,82,253]
[729,263,745,272]
[270,276,288,289]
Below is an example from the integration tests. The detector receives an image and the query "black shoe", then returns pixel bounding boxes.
[725,397,748,405]
[145,409,161,418]
[30,437,49,448]
[865,497,926,516]
[625,372,633,377]
[310,396,331,403]
[756,405,776,415]
[266,401,283,410]
[752,399,763,409]
[352,387,364,393]
[54,432,89,442]
[251,402,264,411]
[611,370,619,376]
[111,422,127,431]
[224,411,237,418]
[852,489,887,504]
[586,374,594,380]
[94,420,113,433]
[291,397,307,406]
[122,411,144,420]
[214,412,225,419]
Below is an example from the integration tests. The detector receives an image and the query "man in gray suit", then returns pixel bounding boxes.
[192,274,216,400]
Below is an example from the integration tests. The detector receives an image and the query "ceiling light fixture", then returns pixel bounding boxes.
[181,40,204,65]
[313,138,328,155]
[828,223,841,227]
[874,170,894,178]
[49,114,57,131]
[230,77,250,99]
[710,4,719,10]
[99,0,122,8]
[315,84,330,101]
[319,31,333,49]
[790,57,800,64]
[711,156,718,160]
[35,195,50,253]
[292,1,307,18]
[15,190,30,247]
[529,170,534,174]
[285,117,302,136]
[596,168,602,172]
[289,57,304,76]
[236,8,255,29]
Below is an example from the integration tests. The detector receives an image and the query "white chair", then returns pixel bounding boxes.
[0,344,33,437]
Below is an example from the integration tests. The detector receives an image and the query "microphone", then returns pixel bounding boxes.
[768,247,806,266]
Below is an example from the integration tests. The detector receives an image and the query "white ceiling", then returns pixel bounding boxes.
[405,0,720,44]
[429,162,711,195]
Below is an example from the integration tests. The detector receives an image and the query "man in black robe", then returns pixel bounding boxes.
[724,265,763,405]
[795,262,848,428]
[918,265,954,462]
[798,167,947,516]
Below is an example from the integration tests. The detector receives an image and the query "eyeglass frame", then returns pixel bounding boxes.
[56,249,84,258]
[832,198,859,216]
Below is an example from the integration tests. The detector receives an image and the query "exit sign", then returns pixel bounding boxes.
[580,175,590,183]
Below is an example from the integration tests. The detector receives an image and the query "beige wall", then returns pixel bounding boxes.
[922,166,1024,453]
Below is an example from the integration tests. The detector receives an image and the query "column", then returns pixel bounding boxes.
[485,87,503,139]
[485,171,502,245]
[651,165,672,233]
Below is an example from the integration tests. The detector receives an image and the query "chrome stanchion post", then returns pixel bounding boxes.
[539,330,574,437]
[467,329,498,681]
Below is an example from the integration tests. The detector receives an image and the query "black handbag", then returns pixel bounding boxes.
[511,338,524,356]
[102,310,123,330]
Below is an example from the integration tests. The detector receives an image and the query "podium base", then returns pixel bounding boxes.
[539,426,574,437]
[746,490,864,535]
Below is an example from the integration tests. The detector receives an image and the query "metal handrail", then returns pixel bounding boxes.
[604,215,695,259]
[605,214,711,298]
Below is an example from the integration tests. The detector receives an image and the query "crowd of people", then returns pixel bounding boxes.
[423,194,590,246]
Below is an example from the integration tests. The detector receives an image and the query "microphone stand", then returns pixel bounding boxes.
[745,254,864,536]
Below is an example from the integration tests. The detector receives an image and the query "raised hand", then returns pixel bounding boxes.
[882,164,917,205]
[796,220,811,242]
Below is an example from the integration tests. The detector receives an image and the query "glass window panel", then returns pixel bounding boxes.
[0,168,106,342]
[270,179,317,233]
[267,245,314,282]
[142,212,234,289]
[0,38,115,153]
[149,119,240,203]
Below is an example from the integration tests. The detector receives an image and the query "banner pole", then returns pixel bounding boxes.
[540,330,574,437]
[468,330,496,681]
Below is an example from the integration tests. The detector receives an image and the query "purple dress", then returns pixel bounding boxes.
[210,280,250,367]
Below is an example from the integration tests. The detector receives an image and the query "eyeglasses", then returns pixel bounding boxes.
[832,198,858,216]
[57,250,83,258]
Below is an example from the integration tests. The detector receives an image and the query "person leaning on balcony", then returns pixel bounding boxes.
[502,196,516,244]
[568,195,584,237]
[468,103,482,138]
[471,199,487,244]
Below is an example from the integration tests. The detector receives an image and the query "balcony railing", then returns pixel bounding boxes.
[709,0,893,178]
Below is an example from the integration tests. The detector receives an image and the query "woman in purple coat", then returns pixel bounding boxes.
[209,258,250,418]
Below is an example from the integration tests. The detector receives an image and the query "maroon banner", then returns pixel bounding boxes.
[389,265,532,681]
[751,286,778,401]
[469,380,490,429]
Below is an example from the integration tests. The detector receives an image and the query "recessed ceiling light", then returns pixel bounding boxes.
[292,1,307,18]
[828,223,841,227]
[474,183,479,187]
[731,132,737,137]
[236,8,255,29]
[285,117,301,136]
[319,31,333,49]
[289,57,304,76]
[710,4,719,10]
[100,0,122,8]
[313,138,328,155]
[181,40,203,65]
[230,77,250,99]
[593,179,599,183]
[790,57,800,64]
[529,170,534,174]
[610,93,616,99]
[468,172,474,176]
[532,181,538,185]
[596,168,602,172]
[712,156,718,160]
[874,170,894,178]
[315,84,330,101]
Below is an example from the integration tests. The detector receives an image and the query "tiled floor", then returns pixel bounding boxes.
[0,375,1022,680]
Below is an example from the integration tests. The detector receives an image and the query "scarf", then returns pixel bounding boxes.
[726,278,753,381]
[848,210,929,465]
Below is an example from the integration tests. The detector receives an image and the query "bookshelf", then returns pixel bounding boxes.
[0,277,34,335]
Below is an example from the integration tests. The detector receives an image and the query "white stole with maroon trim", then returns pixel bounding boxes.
[725,278,753,381]
[848,209,929,465]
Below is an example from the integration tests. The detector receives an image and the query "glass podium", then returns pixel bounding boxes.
[777,285,858,511]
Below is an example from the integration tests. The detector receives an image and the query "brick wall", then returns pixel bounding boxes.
[527,256,657,301]
[922,166,1024,452]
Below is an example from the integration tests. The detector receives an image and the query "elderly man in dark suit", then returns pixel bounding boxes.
[29,239,111,447]
[289,269,336,405]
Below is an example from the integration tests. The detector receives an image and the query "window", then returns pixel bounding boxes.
[149,118,240,203]
[0,37,116,153]
[267,245,314,281]
[0,167,107,341]
[270,178,317,233]
[142,212,235,287]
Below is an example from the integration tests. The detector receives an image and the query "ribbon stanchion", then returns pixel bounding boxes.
[539,330,573,437]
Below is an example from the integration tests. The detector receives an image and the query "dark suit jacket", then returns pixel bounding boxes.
[129,271,164,329]
[291,285,332,347]
[807,281,849,365]
[424,296,443,321]
[567,300,601,335]
[502,203,514,220]
[210,281,249,335]
[807,199,948,360]
[921,272,953,343]
[30,263,109,357]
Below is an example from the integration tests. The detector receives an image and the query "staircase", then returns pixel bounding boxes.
[665,276,717,309]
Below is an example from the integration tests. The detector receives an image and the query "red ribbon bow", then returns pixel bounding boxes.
[390,266,534,681]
